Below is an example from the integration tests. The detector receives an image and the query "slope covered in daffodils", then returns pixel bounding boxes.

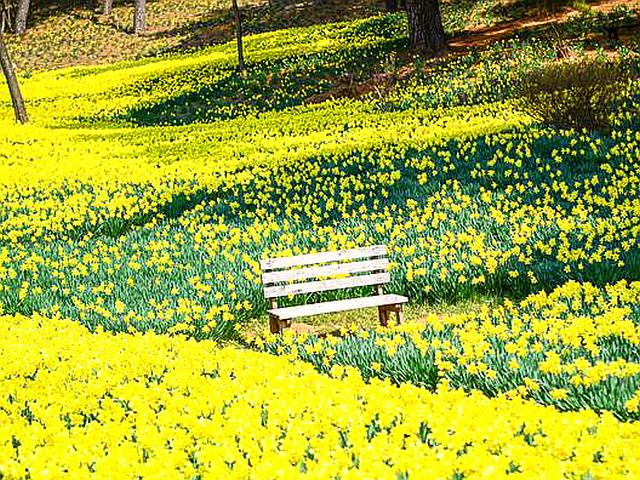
[0,14,639,341]
[3,116,640,338]
[1,9,640,479]
[1,14,407,126]
[3,313,640,479]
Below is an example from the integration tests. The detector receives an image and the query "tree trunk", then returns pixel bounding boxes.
[0,32,28,123]
[386,0,406,11]
[1,6,9,34]
[104,0,113,16]
[405,0,446,54]
[231,0,245,75]
[14,0,30,35]
[387,0,407,11]
[134,0,145,34]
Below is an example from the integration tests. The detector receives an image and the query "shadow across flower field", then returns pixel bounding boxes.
[0,13,639,344]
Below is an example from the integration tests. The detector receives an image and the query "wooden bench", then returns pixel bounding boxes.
[260,245,408,334]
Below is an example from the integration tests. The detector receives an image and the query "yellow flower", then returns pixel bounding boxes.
[550,388,569,401]
[114,299,126,314]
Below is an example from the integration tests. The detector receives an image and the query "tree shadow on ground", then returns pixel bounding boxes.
[113,14,408,126]
[152,0,386,53]
[30,0,138,23]
[448,0,639,52]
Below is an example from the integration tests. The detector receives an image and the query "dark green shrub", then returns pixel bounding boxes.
[517,57,636,132]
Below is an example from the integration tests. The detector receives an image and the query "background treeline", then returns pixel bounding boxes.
[0,0,446,53]
[1,0,146,34]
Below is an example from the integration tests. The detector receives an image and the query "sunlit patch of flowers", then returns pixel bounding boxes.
[258,280,640,421]
[2,313,640,479]
[1,14,407,126]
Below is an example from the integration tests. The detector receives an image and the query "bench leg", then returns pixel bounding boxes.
[269,314,282,334]
[378,306,389,327]
[269,315,292,334]
[379,304,403,327]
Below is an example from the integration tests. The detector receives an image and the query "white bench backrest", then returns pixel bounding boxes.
[260,245,390,299]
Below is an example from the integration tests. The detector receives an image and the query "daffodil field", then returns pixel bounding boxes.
[6,313,640,479]
[259,280,640,421]
[2,4,640,478]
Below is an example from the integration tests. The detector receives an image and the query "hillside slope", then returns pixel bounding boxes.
[3,0,638,72]
[1,11,639,339]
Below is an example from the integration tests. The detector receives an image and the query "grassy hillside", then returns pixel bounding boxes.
[7,0,637,71]
[6,0,383,71]
[1,8,639,339]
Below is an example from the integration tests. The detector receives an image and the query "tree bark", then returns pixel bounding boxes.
[405,0,446,54]
[387,0,406,11]
[0,32,28,123]
[1,6,9,34]
[104,0,113,16]
[134,0,145,34]
[14,0,30,35]
[231,0,245,75]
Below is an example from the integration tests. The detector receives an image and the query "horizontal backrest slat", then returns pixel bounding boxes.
[264,272,390,299]
[260,245,387,271]
[262,258,389,285]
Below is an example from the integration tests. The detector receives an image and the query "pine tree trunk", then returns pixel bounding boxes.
[406,0,446,54]
[14,0,30,35]
[134,0,145,34]
[1,6,9,34]
[104,0,113,16]
[231,0,244,75]
[387,0,406,11]
[0,32,28,123]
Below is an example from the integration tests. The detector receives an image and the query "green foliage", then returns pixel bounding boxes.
[379,39,553,111]
[516,56,640,132]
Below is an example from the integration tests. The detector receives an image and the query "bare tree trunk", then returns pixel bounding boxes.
[134,0,145,34]
[406,0,446,54]
[0,32,28,123]
[387,0,406,11]
[104,0,113,16]
[1,5,10,34]
[14,0,29,35]
[231,0,244,75]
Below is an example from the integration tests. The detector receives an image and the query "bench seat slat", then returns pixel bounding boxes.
[262,258,389,285]
[260,245,386,271]
[269,294,408,321]
[264,272,390,299]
